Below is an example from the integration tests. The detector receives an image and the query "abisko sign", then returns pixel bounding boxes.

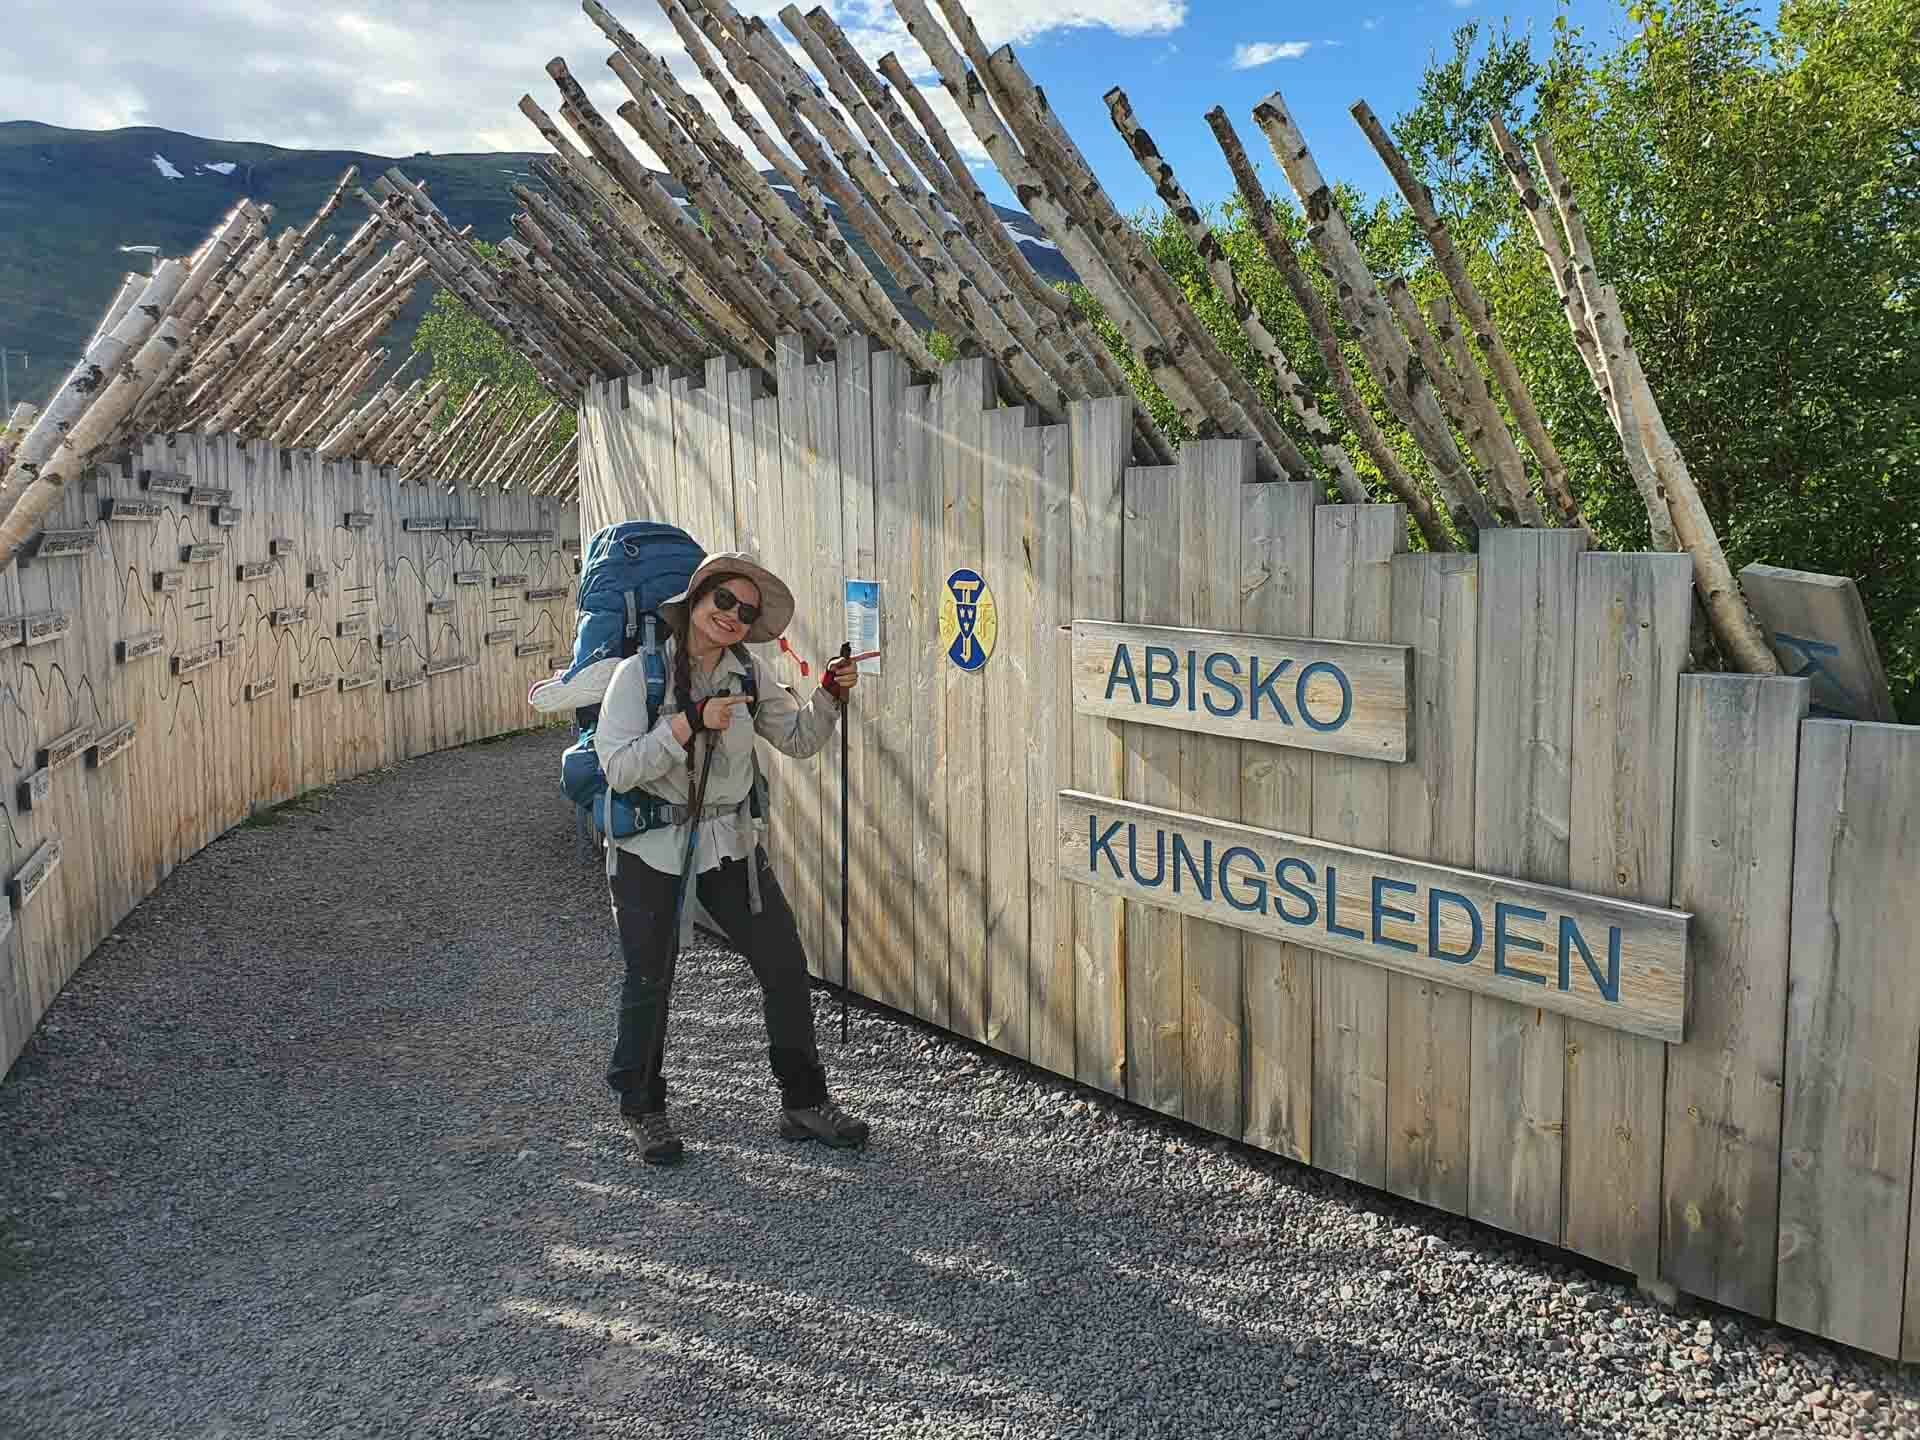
[1064,621,1690,1042]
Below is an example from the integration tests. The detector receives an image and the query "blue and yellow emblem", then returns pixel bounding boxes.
[937,568,996,672]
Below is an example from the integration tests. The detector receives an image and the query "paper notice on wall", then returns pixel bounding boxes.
[843,579,880,674]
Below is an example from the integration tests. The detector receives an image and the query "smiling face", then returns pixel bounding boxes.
[690,574,759,652]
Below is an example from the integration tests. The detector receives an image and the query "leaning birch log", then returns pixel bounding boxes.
[1351,101,1589,535]
[89,274,148,352]
[404,383,492,479]
[1206,108,1454,551]
[1107,86,1359,499]
[1533,135,1777,674]
[1251,91,1497,541]
[0,404,38,485]
[1424,293,1546,526]
[119,202,262,434]
[0,260,187,561]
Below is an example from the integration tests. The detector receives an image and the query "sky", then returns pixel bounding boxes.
[2,0,1640,218]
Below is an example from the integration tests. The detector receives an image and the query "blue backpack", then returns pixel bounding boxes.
[552,522,761,841]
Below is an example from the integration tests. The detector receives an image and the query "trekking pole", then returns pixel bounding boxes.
[836,641,851,1043]
[670,695,724,947]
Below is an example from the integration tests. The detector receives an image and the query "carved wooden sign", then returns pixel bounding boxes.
[339,671,378,693]
[403,517,448,532]
[561,538,582,553]
[472,529,556,544]
[172,642,220,675]
[1059,790,1691,1042]
[292,673,335,699]
[38,725,93,772]
[140,469,193,495]
[218,637,239,658]
[337,616,369,639]
[1072,620,1413,762]
[484,628,516,646]
[10,839,60,908]
[182,543,223,563]
[453,571,483,586]
[425,599,453,616]
[425,655,472,676]
[102,497,165,522]
[118,631,165,664]
[213,507,240,528]
[236,560,274,582]
[31,528,97,560]
[270,606,308,628]
[548,653,569,669]
[514,641,547,657]
[16,768,50,814]
[491,573,528,589]
[343,511,373,529]
[154,569,185,593]
[526,587,569,601]
[386,673,425,693]
[245,676,278,702]
[1739,563,1897,722]
[271,537,297,556]
[307,572,330,596]
[446,515,480,531]
[188,487,232,506]
[24,612,70,648]
[0,619,22,650]
[89,723,135,768]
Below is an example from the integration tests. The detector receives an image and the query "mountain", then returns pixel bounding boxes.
[0,120,1076,413]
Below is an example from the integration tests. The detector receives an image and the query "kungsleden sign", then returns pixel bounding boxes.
[1071,620,1411,761]
[1058,792,1690,1042]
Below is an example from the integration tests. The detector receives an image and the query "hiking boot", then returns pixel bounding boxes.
[778,1098,869,1150]
[623,1110,684,1165]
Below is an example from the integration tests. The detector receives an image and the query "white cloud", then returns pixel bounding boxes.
[1230,40,1312,69]
[1362,15,1383,28]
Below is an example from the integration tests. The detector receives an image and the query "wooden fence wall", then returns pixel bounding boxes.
[0,433,579,1077]
[579,343,1920,1362]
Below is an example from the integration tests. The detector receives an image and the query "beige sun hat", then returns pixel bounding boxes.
[659,551,796,644]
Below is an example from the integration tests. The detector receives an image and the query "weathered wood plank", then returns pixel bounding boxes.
[1469,528,1585,1245]
[941,358,990,1040]
[1026,420,1074,1078]
[1739,562,1895,722]
[1564,551,1692,1276]
[804,355,843,981]
[1068,396,1131,1096]
[1662,674,1807,1316]
[1777,720,1920,1358]
[866,349,916,1015]
[905,380,951,1029]
[1240,480,1317,1162]
[1309,503,1404,1187]
[983,405,1031,1060]
[834,340,876,1015]
[1385,551,1478,1213]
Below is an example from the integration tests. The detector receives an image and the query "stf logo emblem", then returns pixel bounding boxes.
[938,568,996,672]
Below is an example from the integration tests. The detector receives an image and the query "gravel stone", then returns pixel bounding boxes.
[3,731,1920,1438]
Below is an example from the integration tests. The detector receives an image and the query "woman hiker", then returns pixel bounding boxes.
[591,552,870,1165]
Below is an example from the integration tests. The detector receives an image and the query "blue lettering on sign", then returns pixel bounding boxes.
[1772,630,1862,712]
[1371,877,1420,954]
[1559,916,1622,1002]
[1203,653,1243,717]
[1171,834,1212,898]
[1248,656,1293,722]
[1089,816,1125,878]
[1105,644,1140,703]
[1127,823,1166,886]
[1494,902,1549,986]
[1296,661,1354,732]
[1219,846,1267,914]
[1274,857,1318,925]
[1144,647,1179,708]
[1325,866,1365,940]
[1428,889,1483,964]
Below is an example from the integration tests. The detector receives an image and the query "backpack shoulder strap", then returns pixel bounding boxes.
[640,612,668,731]
[731,644,760,715]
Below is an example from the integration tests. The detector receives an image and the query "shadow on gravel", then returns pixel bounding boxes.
[0,732,1911,1440]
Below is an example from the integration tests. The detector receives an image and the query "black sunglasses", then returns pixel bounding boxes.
[709,585,761,627]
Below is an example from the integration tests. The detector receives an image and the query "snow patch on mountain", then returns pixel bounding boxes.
[151,154,183,180]
[200,161,238,176]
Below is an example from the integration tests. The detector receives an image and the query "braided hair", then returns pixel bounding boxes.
[670,572,746,771]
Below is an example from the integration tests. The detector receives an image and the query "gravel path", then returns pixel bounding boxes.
[1,730,1914,1440]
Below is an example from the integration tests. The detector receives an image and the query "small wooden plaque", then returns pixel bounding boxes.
[236,560,274,582]
[37,724,92,772]
[306,572,330,595]
[446,515,480,531]
[548,654,569,669]
[188,487,233,506]
[425,599,453,616]
[339,671,378,693]
[270,606,308,628]
[172,642,220,675]
[102,498,165,522]
[140,469,193,495]
[118,631,165,664]
[23,612,70,648]
[425,655,471,677]
[270,537,296,557]
[484,628,516,646]
[213,506,240,528]
[376,627,399,650]
[10,839,60,908]
[514,641,546,657]
[154,570,186,593]
[245,676,279,702]
[31,528,96,560]
[561,538,582,553]
[292,673,335,699]
[472,529,556,544]
[453,571,483,586]
[88,723,135,768]
[16,768,50,814]
[526,587,568,601]
[218,637,238,658]
[182,543,222,564]
[491,573,528,589]
[403,517,447,532]
[343,511,373,529]
[0,619,23,650]
[386,673,425,693]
